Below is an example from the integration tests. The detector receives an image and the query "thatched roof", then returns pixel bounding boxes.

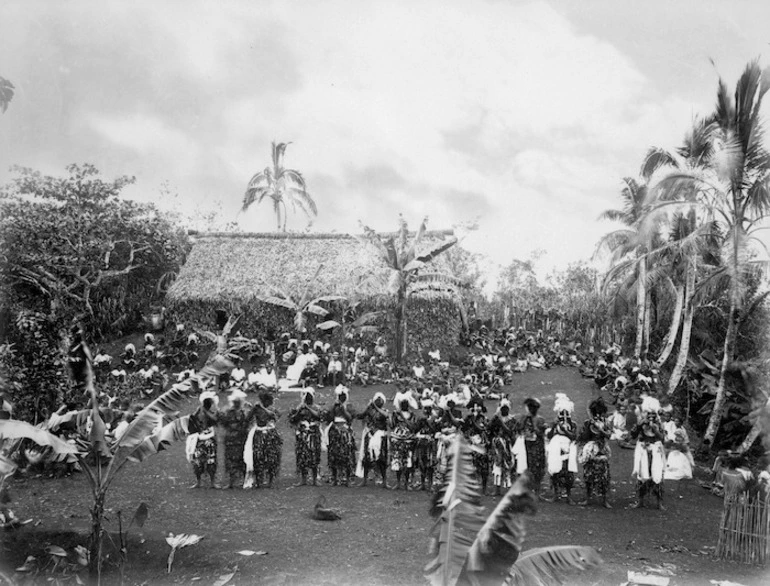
[167,230,457,304]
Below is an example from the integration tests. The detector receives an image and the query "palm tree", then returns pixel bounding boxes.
[425,435,601,586]
[597,177,657,358]
[0,76,13,113]
[357,216,460,363]
[649,60,770,444]
[242,142,317,232]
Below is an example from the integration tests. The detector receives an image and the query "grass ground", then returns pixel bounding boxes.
[3,367,770,585]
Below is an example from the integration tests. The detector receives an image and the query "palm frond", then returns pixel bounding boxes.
[272,142,290,169]
[261,296,299,312]
[316,320,341,331]
[356,223,394,267]
[304,304,329,317]
[416,237,458,265]
[641,147,679,181]
[508,545,602,586]
[406,216,429,263]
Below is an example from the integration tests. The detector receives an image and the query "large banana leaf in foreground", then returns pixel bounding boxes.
[425,436,485,586]
[0,420,78,454]
[463,473,537,585]
[127,415,190,464]
[507,546,602,586]
[102,383,195,486]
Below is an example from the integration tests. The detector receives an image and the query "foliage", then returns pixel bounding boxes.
[425,435,601,586]
[242,141,317,231]
[0,75,14,113]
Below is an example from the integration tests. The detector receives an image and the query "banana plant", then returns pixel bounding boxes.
[67,325,195,584]
[426,436,601,586]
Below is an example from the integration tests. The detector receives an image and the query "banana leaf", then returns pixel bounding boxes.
[127,415,190,464]
[425,436,485,586]
[0,420,77,454]
[463,473,537,585]
[507,545,602,586]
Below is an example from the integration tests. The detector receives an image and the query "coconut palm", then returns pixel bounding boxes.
[242,141,317,232]
[597,177,659,358]
[425,435,601,586]
[357,216,460,363]
[648,60,770,444]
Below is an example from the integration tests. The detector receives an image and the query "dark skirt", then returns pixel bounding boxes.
[224,439,246,475]
[525,439,546,484]
[328,423,356,472]
[252,428,283,477]
[413,436,437,472]
[390,436,415,471]
[584,456,611,496]
[295,425,322,473]
[192,436,217,476]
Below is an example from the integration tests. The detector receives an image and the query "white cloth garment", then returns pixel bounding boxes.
[547,434,578,475]
[512,436,528,474]
[633,441,665,484]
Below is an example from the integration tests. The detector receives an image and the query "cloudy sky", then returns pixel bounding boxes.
[2,0,769,283]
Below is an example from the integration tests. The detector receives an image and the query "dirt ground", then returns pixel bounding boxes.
[3,367,770,585]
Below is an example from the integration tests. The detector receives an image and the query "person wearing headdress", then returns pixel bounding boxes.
[463,396,491,495]
[243,392,283,489]
[489,397,517,496]
[516,397,547,498]
[435,394,463,483]
[578,397,613,507]
[413,394,441,491]
[187,391,220,489]
[325,385,357,486]
[389,390,419,490]
[355,391,390,488]
[630,396,666,509]
[545,393,578,504]
[288,387,324,486]
[221,389,249,489]
[326,352,343,387]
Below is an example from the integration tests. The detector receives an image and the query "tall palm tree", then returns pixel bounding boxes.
[358,216,459,363]
[242,142,317,232]
[650,60,770,444]
[597,177,655,358]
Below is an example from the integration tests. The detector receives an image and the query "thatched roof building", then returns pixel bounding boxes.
[166,231,463,356]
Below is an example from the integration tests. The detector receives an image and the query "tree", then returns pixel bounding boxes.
[0,164,189,336]
[260,265,345,334]
[242,141,317,232]
[425,435,601,586]
[597,177,658,358]
[650,60,770,444]
[0,76,14,113]
[357,216,459,363]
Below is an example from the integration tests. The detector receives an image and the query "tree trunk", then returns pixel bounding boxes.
[643,287,651,358]
[703,301,739,444]
[656,283,684,368]
[89,492,105,584]
[634,260,646,357]
[668,260,695,395]
[737,419,762,454]
[395,285,407,364]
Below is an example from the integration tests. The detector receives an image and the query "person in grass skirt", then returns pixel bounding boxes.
[545,393,578,504]
[221,388,249,489]
[288,387,324,486]
[389,390,419,490]
[463,396,491,495]
[413,396,441,491]
[325,385,357,486]
[355,391,390,488]
[578,396,613,507]
[630,396,666,509]
[489,397,517,496]
[516,397,547,499]
[243,391,282,489]
[187,390,220,489]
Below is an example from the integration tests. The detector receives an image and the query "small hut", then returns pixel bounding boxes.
[166,231,464,357]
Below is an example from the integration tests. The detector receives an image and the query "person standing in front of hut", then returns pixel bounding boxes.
[578,397,613,508]
[413,395,440,491]
[243,392,283,489]
[187,391,220,489]
[355,391,390,488]
[221,388,249,489]
[288,387,324,486]
[389,390,419,490]
[325,385,357,486]
[516,397,547,499]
